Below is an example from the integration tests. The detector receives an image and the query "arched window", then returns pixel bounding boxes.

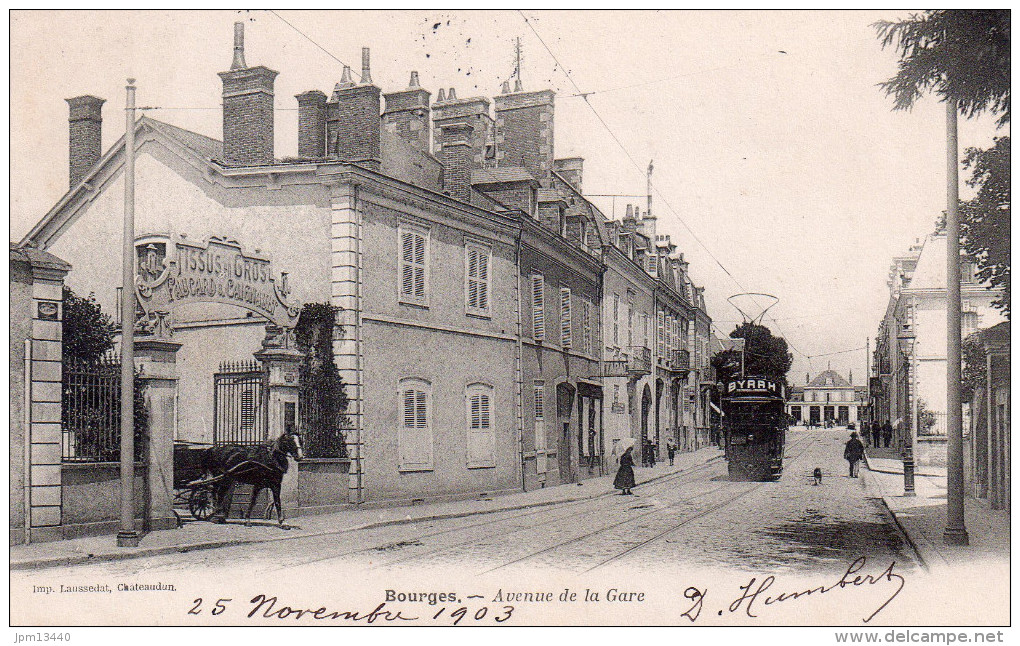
[398,378,432,471]
[466,383,495,468]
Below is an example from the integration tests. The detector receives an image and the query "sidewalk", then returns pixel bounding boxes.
[10,445,724,570]
[863,455,1010,570]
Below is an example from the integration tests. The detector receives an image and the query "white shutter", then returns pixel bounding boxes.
[467,387,495,468]
[399,227,428,305]
[532,274,545,341]
[560,287,572,348]
[657,311,665,357]
[466,244,490,316]
[399,382,433,471]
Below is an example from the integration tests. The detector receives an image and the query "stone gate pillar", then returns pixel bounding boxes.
[135,333,181,532]
[255,331,304,515]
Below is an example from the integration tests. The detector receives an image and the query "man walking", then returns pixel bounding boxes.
[844,432,865,478]
[882,421,893,448]
[873,421,883,448]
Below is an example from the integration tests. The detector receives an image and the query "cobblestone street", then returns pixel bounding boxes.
[12,429,917,586]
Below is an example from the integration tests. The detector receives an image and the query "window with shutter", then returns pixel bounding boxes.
[612,294,620,347]
[581,300,591,355]
[532,274,545,341]
[657,311,665,357]
[560,287,572,348]
[398,378,433,471]
[534,381,547,474]
[465,243,491,317]
[398,226,428,306]
[467,383,495,468]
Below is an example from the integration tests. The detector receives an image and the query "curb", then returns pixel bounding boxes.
[11,452,726,571]
[862,463,929,572]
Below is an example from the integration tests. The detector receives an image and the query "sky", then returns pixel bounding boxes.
[9,10,1006,386]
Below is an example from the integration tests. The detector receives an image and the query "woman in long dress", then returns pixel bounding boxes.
[614,446,636,495]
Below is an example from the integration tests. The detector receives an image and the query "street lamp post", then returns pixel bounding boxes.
[898,325,916,497]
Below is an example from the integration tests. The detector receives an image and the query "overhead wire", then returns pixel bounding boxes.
[518,10,809,359]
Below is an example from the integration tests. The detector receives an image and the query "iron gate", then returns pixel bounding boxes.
[213,360,268,446]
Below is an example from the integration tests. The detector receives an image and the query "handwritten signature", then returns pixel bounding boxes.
[682,557,905,623]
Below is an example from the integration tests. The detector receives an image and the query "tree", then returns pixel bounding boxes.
[960,136,1010,316]
[62,286,116,363]
[295,303,350,458]
[875,10,1010,126]
[711,322,794,386]
[877,11,1011,318]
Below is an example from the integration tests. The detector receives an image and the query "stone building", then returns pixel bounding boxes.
[871,233,1005,466]
[16,23,716,535]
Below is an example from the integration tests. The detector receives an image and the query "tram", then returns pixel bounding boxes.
[721,376,788,481]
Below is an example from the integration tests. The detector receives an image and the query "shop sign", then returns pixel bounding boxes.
[135,235,301,329]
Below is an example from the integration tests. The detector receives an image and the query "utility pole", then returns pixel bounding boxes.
[647,160,654,217]
[944,99,969,546]
[117,78,139,547]
[513,37,524,91]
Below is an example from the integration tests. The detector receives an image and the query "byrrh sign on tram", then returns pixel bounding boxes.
[721,376,788,481]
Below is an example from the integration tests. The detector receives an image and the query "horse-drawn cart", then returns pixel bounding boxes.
[172,441,217,521]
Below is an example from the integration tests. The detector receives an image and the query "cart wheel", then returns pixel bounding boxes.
[189,488,215,521]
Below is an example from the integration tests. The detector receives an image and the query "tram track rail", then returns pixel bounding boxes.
[266,452,727,574]
[477,434,817,574]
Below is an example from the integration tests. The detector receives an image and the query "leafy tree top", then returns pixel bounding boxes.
[875,10,1010,127]
[711,322,794,387]
[62,286,116,364]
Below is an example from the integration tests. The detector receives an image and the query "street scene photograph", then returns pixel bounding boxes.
[8,9,1010,631]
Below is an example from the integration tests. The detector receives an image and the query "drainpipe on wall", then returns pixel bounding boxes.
[24,339,32,545]
[354,184,364,504]
[515,226,526,492]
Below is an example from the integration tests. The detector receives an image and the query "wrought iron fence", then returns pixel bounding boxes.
[62,356,144,462]
[299,385,349,459]
[213,360,268,446]
[918,410,947,436]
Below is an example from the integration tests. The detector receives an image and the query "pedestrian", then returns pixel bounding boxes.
[882,421,893,448]
[872,421,882,448]
[647,438,656,468]
[844,432,865,478]
[614,445,636,495]
[667,438,676,466]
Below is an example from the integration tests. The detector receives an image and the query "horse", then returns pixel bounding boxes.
[203,431,303,527]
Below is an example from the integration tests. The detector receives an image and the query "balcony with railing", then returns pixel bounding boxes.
[670,349,690,373]
[628,346,652,375]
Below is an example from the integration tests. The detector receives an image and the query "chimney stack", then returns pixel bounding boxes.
[325,47,381,168]
[383,71,431,152]
[494,85,555,184]
[432,91,492,202]
[218,22,279,166]
[66,95,105,188]
[553,157,583,192]
[295,90,327,158]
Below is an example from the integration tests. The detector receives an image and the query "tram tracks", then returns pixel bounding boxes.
[475,434,817,574]
[266,453,726,574]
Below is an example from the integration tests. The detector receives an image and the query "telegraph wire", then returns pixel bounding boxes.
[267,10,352,71]
[522,10,807,357]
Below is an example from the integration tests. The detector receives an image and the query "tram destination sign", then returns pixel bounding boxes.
[724,377,785,398]
[135,234,301,329]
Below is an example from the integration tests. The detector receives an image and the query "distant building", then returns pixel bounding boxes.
[871,233,1005,466]
[787,370,864,427]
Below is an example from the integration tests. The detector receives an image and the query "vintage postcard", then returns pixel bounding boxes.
[9,10,1010,632]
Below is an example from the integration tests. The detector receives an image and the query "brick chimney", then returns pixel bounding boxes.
[553,157,583,192]
[494,85,555,184]
[383,71,431,152]
[295,90,327,158]
[218,22,278,166]
[66,95,105,188]
[325,48,381,169]
[432,91,491,202]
